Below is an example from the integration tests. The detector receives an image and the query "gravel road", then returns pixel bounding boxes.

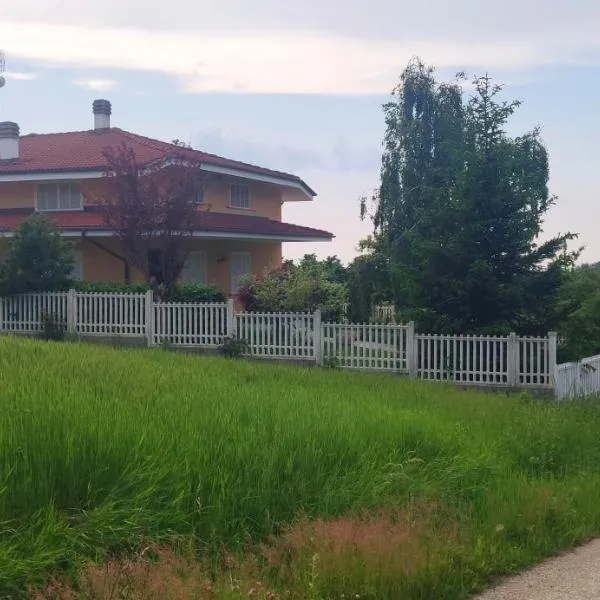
[474,539,600,599]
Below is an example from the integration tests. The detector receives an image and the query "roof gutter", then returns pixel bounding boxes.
[0,229,333,242]
[0,164,316,199]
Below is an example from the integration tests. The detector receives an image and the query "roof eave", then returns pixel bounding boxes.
[0,163,316,198]
[0,228,334,242]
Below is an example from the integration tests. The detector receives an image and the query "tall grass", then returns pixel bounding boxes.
[1,337,600,598]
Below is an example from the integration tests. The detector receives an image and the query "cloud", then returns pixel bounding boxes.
[73,78,117,91]
[191,127,381,173]
[3,72,37,80]
[192,127,325,171]
[0,18,599,95]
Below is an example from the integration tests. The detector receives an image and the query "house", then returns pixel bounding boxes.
[0,100,333,297]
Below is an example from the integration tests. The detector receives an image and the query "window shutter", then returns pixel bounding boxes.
[230,252,251,293]
[181,251,207,284]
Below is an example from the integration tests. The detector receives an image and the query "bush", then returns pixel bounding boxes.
[73,281,225,303]
[38,312,66,341]
[217,335,249,358]
[170,283,225,304]
[238,264,347,322]
[0,215,74,295]
[74,281,149,294]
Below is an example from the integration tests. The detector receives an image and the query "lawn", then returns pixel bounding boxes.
[1,336,600,599]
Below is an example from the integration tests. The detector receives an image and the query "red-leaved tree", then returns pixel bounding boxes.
[96,143,206,291]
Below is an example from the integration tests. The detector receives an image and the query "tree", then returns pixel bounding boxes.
[97,143,205,291]
[555,264,600,361]
[0,214,74,294]
[346,235,393,323]
[295,254,348,285]
[364,58,577,334]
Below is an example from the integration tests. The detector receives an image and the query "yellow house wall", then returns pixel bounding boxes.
[202,177,282,221]
[77,237,282,294]
[0,181,36,208]
[0,175,286,293]
[0,176,283,220]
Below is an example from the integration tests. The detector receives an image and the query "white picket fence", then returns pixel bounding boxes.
[415,334,553,387]
[75,291,147,337]
[321,322,409,371]
[236,312,317,359]
[555,354,600,400]
[153,302,230,347]
[0,291,560,391]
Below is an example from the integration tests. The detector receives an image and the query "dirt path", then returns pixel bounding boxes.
[474,539,600,599]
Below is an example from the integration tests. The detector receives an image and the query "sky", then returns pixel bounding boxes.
[0,0,599,264]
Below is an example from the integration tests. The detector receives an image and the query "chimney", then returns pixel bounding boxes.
[0,122,20,160]
[92,99,111,130]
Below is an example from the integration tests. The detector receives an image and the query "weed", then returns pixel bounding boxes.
[38,312,66,341]
[218,336,249,359]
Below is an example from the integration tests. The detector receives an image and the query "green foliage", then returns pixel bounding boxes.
[73,281,225,303]
[365,58,578,334]
[170,283,225,303]
[38,312,67,341]
[0,214,75,295]
[3,338,600,598]
[239,256,348,322]
[556,264,600,361]
[217,335,249,358]
[74,281,149,294]
[346,236,393,323]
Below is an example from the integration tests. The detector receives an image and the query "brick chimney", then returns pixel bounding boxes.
[92,99,112,130]
[0,121,20,160]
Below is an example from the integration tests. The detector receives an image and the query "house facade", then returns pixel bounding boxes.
[0,100,333,296]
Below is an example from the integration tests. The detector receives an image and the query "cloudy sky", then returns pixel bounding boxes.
[1,0,599,263]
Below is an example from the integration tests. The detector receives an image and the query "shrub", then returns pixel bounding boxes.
[73,281,226,303]
[170,283,225,304]
[38,312,66,341]
[217,335,249,358]
[238,264,347,322]
[0,215,75,295]
[74,281,149,294]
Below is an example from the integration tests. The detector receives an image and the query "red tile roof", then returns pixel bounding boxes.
[0,209,333,240]
[0,128,316,196]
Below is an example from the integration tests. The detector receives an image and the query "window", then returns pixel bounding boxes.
[230,252,251,294]
[194,184,205,205]
[36,182,82,211]
[148,249,164,284]
[229,184,250,209]
[180,251,207,284]
[71,250,83,281]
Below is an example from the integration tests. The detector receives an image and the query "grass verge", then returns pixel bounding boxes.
[0,336,599,598]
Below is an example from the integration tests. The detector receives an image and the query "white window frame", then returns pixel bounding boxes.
[230,251,251,294]
[180,250,208,284]
[71,250,84,281]
[229,184,251,209]
[193,183,205,205]
[36,181,83,212]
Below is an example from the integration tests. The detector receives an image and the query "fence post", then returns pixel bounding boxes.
[226,298,236,337]
[0,296,4,332]
[313,310,322,365]
[406,321,417,378]
[548,331,557,388]
[507,332,518,388]
[67,288,77,334]
[145,289,154,346]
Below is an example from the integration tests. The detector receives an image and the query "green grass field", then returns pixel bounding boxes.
[2,336,600,599]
